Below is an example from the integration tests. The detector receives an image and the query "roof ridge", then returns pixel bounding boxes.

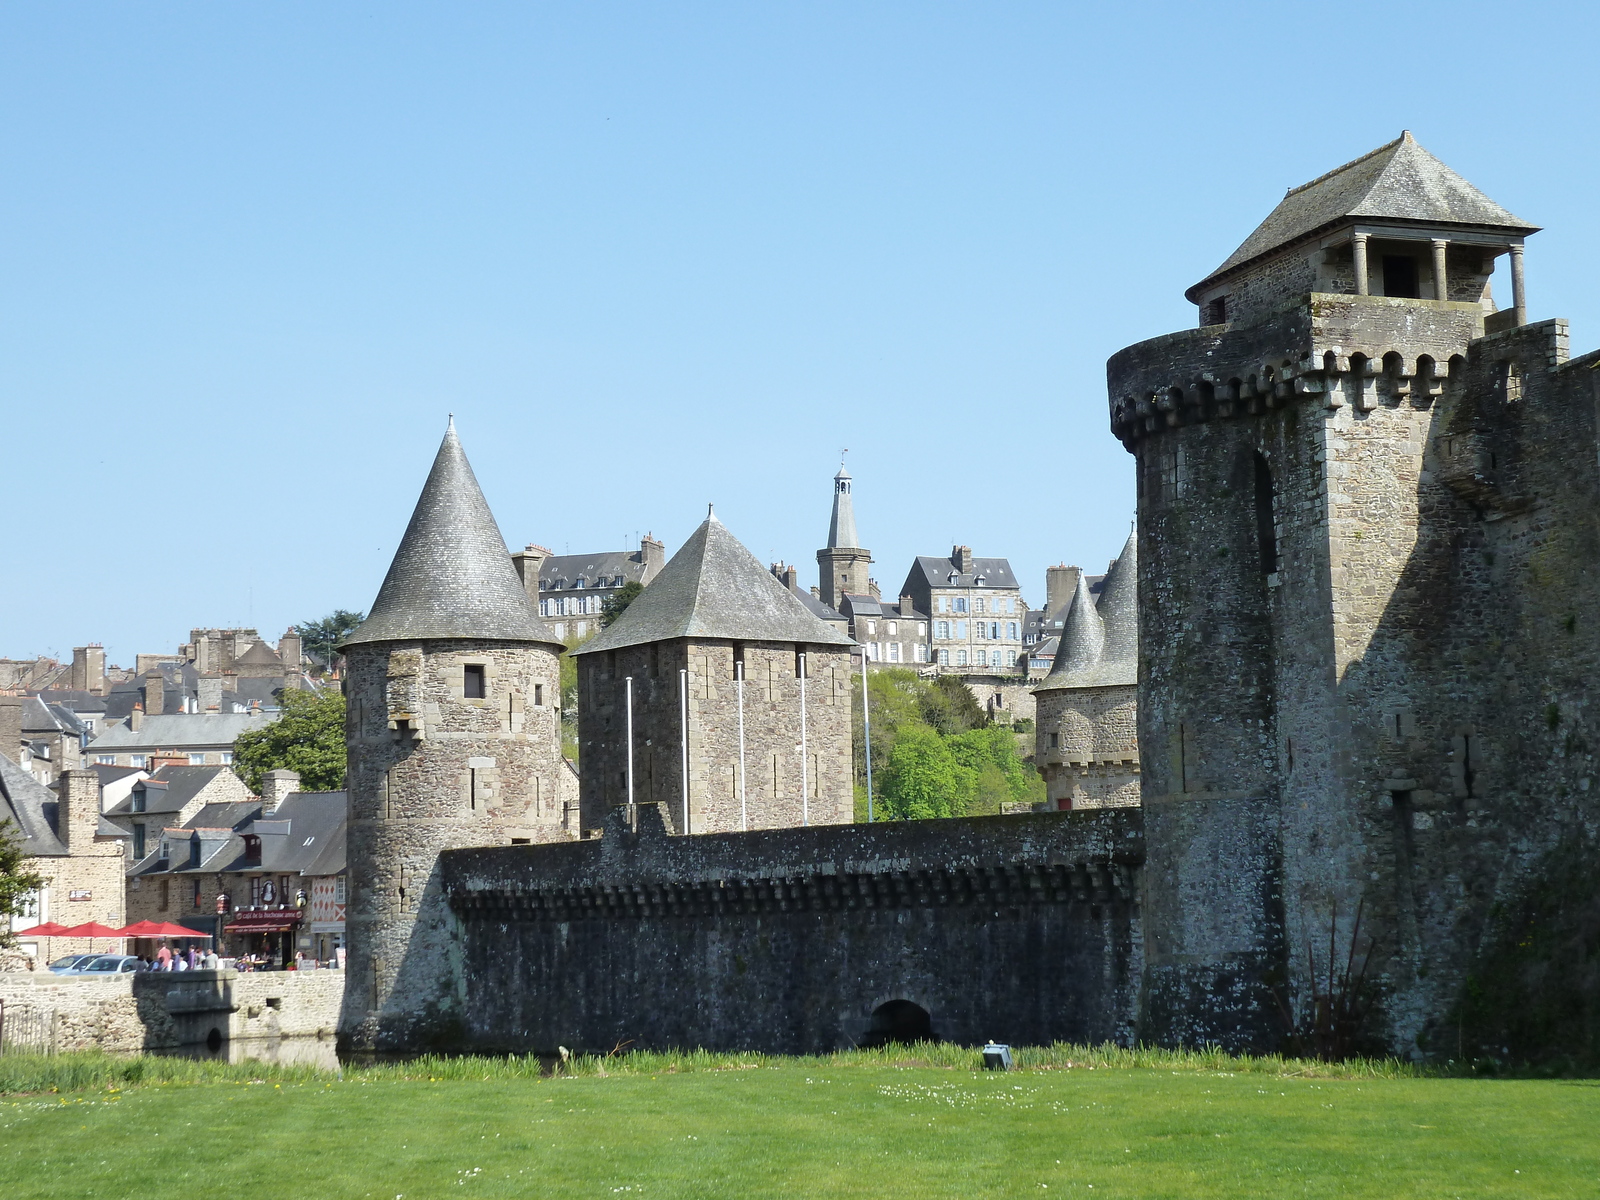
[1284,132,1407,199]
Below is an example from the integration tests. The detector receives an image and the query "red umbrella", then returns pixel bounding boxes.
[24,922,72,936]
[117,920,212,939]
[57,922,125,938]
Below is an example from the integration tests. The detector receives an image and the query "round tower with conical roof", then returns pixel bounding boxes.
[338,421,566,1052]
[1032,531,1139,809]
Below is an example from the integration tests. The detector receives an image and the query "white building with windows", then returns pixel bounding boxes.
[511,537,667,642]
[898,546,1029,674]
[83,712,271,770]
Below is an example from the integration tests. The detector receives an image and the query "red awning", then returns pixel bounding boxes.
[224,909,303,934]
[117,920,212,939]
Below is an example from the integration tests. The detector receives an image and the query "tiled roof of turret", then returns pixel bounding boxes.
[575,512,855,655]
[343,421,561,650]
[1190,132,1538,300]
[1033,530,1136,691]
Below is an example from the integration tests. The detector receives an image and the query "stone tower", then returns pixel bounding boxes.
[1109,133,1545,1050]
[575,510,857,835]
[339,420,565,1052]
[1033,532,1138,810]
[816,465,872,609]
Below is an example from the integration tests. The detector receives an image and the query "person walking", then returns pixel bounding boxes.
[156,944,172,971]
[202,948,218,970]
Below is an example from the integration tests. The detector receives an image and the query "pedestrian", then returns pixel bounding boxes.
[186,945,198,969]
[156,943,172,971]
[202,948,218,970]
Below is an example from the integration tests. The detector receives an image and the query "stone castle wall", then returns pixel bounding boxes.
[442,805,1143,1055]
[1034,684,1139,810]
[577,639,852,836]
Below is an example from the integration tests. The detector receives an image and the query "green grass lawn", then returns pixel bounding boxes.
[1,1050,1596,1199]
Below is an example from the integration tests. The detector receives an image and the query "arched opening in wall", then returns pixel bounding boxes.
[860,999,936,1047]
[1253,452,1278,575]
[206,1026,223,1054]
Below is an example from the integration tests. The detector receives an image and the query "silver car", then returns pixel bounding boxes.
[61,955,143,976]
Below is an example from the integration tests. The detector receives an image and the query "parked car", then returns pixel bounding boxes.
[60,955,142,976]
[47,954,100,974]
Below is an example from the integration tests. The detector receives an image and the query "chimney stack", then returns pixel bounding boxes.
[770,562,799,593]
[278,629,303,670]
[639,534,666,580]
[899,593,916,617]
[142,671,165,717]
[953,545,974,576]
[260,768,301,814]
[0,696,21,763]
[1045,564,1082,619]
[510,544,551,602]
[70,645,107,695]
[57,769,101,851]
[128,703,144,733]
[197,674,224,713]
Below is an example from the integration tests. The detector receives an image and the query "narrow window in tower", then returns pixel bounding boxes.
[1253,453,1279,575]
[1382,255,1421,299]
[732,642,745,681]
[534,684,544,707]
[463,664,486,699]
[1207,296,1228,325]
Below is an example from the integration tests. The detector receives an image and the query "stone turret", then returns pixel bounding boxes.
[1032,532,1138,810]
[816,465,872,610]
[576,509,856,835]
[338,419,566,1053]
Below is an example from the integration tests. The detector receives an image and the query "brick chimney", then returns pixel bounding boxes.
[0,695,21,763]
[260,768,300,814]
[511,544,551,602]
[142,671,165,717]
[770,562,799,592]
[952,546,974,576]
[57,769,101,851]
[197,674,224,713]
[638,534,666,580]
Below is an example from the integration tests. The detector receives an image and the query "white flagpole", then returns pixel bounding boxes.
[679,667,690,835]
[625,675,635,830]
[736,660,747,831]
[862,665,874,823]
[799,652,809,827]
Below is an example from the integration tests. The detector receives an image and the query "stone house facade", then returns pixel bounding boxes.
[898,547,1028,674]
[514,536,667,643]
[575,512,856,836]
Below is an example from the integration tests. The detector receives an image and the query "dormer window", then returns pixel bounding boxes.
[575,577,586,589]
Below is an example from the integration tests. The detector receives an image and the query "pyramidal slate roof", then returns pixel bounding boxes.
[343,421,561,650]
[826,465,860,550]
[234,640,283,667]
[1034,530,1137,692]
[1190,132,1538,300]
[0,752,67,856]
[575,512,855,656]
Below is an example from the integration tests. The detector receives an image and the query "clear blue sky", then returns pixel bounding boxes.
[4,2,1596,667]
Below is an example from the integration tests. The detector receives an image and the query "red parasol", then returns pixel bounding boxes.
[23,922,72,936]
[117,920,212,939]
[56,922,125,938]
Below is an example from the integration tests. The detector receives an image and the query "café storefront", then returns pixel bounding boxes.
[222,906,303,968]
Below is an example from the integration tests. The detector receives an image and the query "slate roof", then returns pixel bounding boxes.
[903,556,1020,591]
[1034,531,1137,692]
[233,640,284,667]
[343,420,562,650]
[88,713,271,752]
[0,752,67,856]
[575,514,856,656]
[539,551,652,592]
[793,588,846,625]
[105,765,238,817]
[1191,132,1539,300]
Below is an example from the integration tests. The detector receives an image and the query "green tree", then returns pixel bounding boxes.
[295,609,365,672]
[0,819,45,950]
[558,631,593,763]
[920,675,989,735]
[949,725,1043,814]
[600,581,644,628]
[879,724,975,820]
[233,689,347,792]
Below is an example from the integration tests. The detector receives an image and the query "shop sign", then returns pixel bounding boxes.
[68,890,92,901]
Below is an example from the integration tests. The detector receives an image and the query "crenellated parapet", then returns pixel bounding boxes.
[1108,294,1487,448]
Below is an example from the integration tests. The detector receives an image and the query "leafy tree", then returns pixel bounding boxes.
[295,609,365,672]
[949,725,1043,813]
[0,819,45,950]
[920,675,990,735]
[558,631,593,763]
[879,724,975,820]
[233,689,347,792]
[601,581,644,628]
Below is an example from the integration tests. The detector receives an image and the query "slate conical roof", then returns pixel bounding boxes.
[342,421,561,650]
[1034,530,1137,692]
[1189,132,1539,301]
[575,512,855,656]
[826,465,861,550]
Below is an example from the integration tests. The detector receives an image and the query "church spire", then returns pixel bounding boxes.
[343,421,560,649]
[826,464,860,550]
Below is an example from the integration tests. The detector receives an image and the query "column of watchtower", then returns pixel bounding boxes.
[339,421,565,1053]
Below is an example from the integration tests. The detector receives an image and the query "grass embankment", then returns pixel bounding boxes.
[1,1045,1596,1198]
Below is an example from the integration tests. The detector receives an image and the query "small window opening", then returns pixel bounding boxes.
[533,683,544,707]
[794,646,805,678]
[1206,296,1228,325]
[510,837,531,845]
[1049,732,1059,749]
[1253,453,1278,575]
[463,664,486,699]
[1502,360,1523,402]
[732,642,745,681]
[1382,255,1421,299]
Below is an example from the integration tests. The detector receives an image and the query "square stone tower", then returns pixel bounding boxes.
[575,509,857,835]
[1110,133,1546,1051]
